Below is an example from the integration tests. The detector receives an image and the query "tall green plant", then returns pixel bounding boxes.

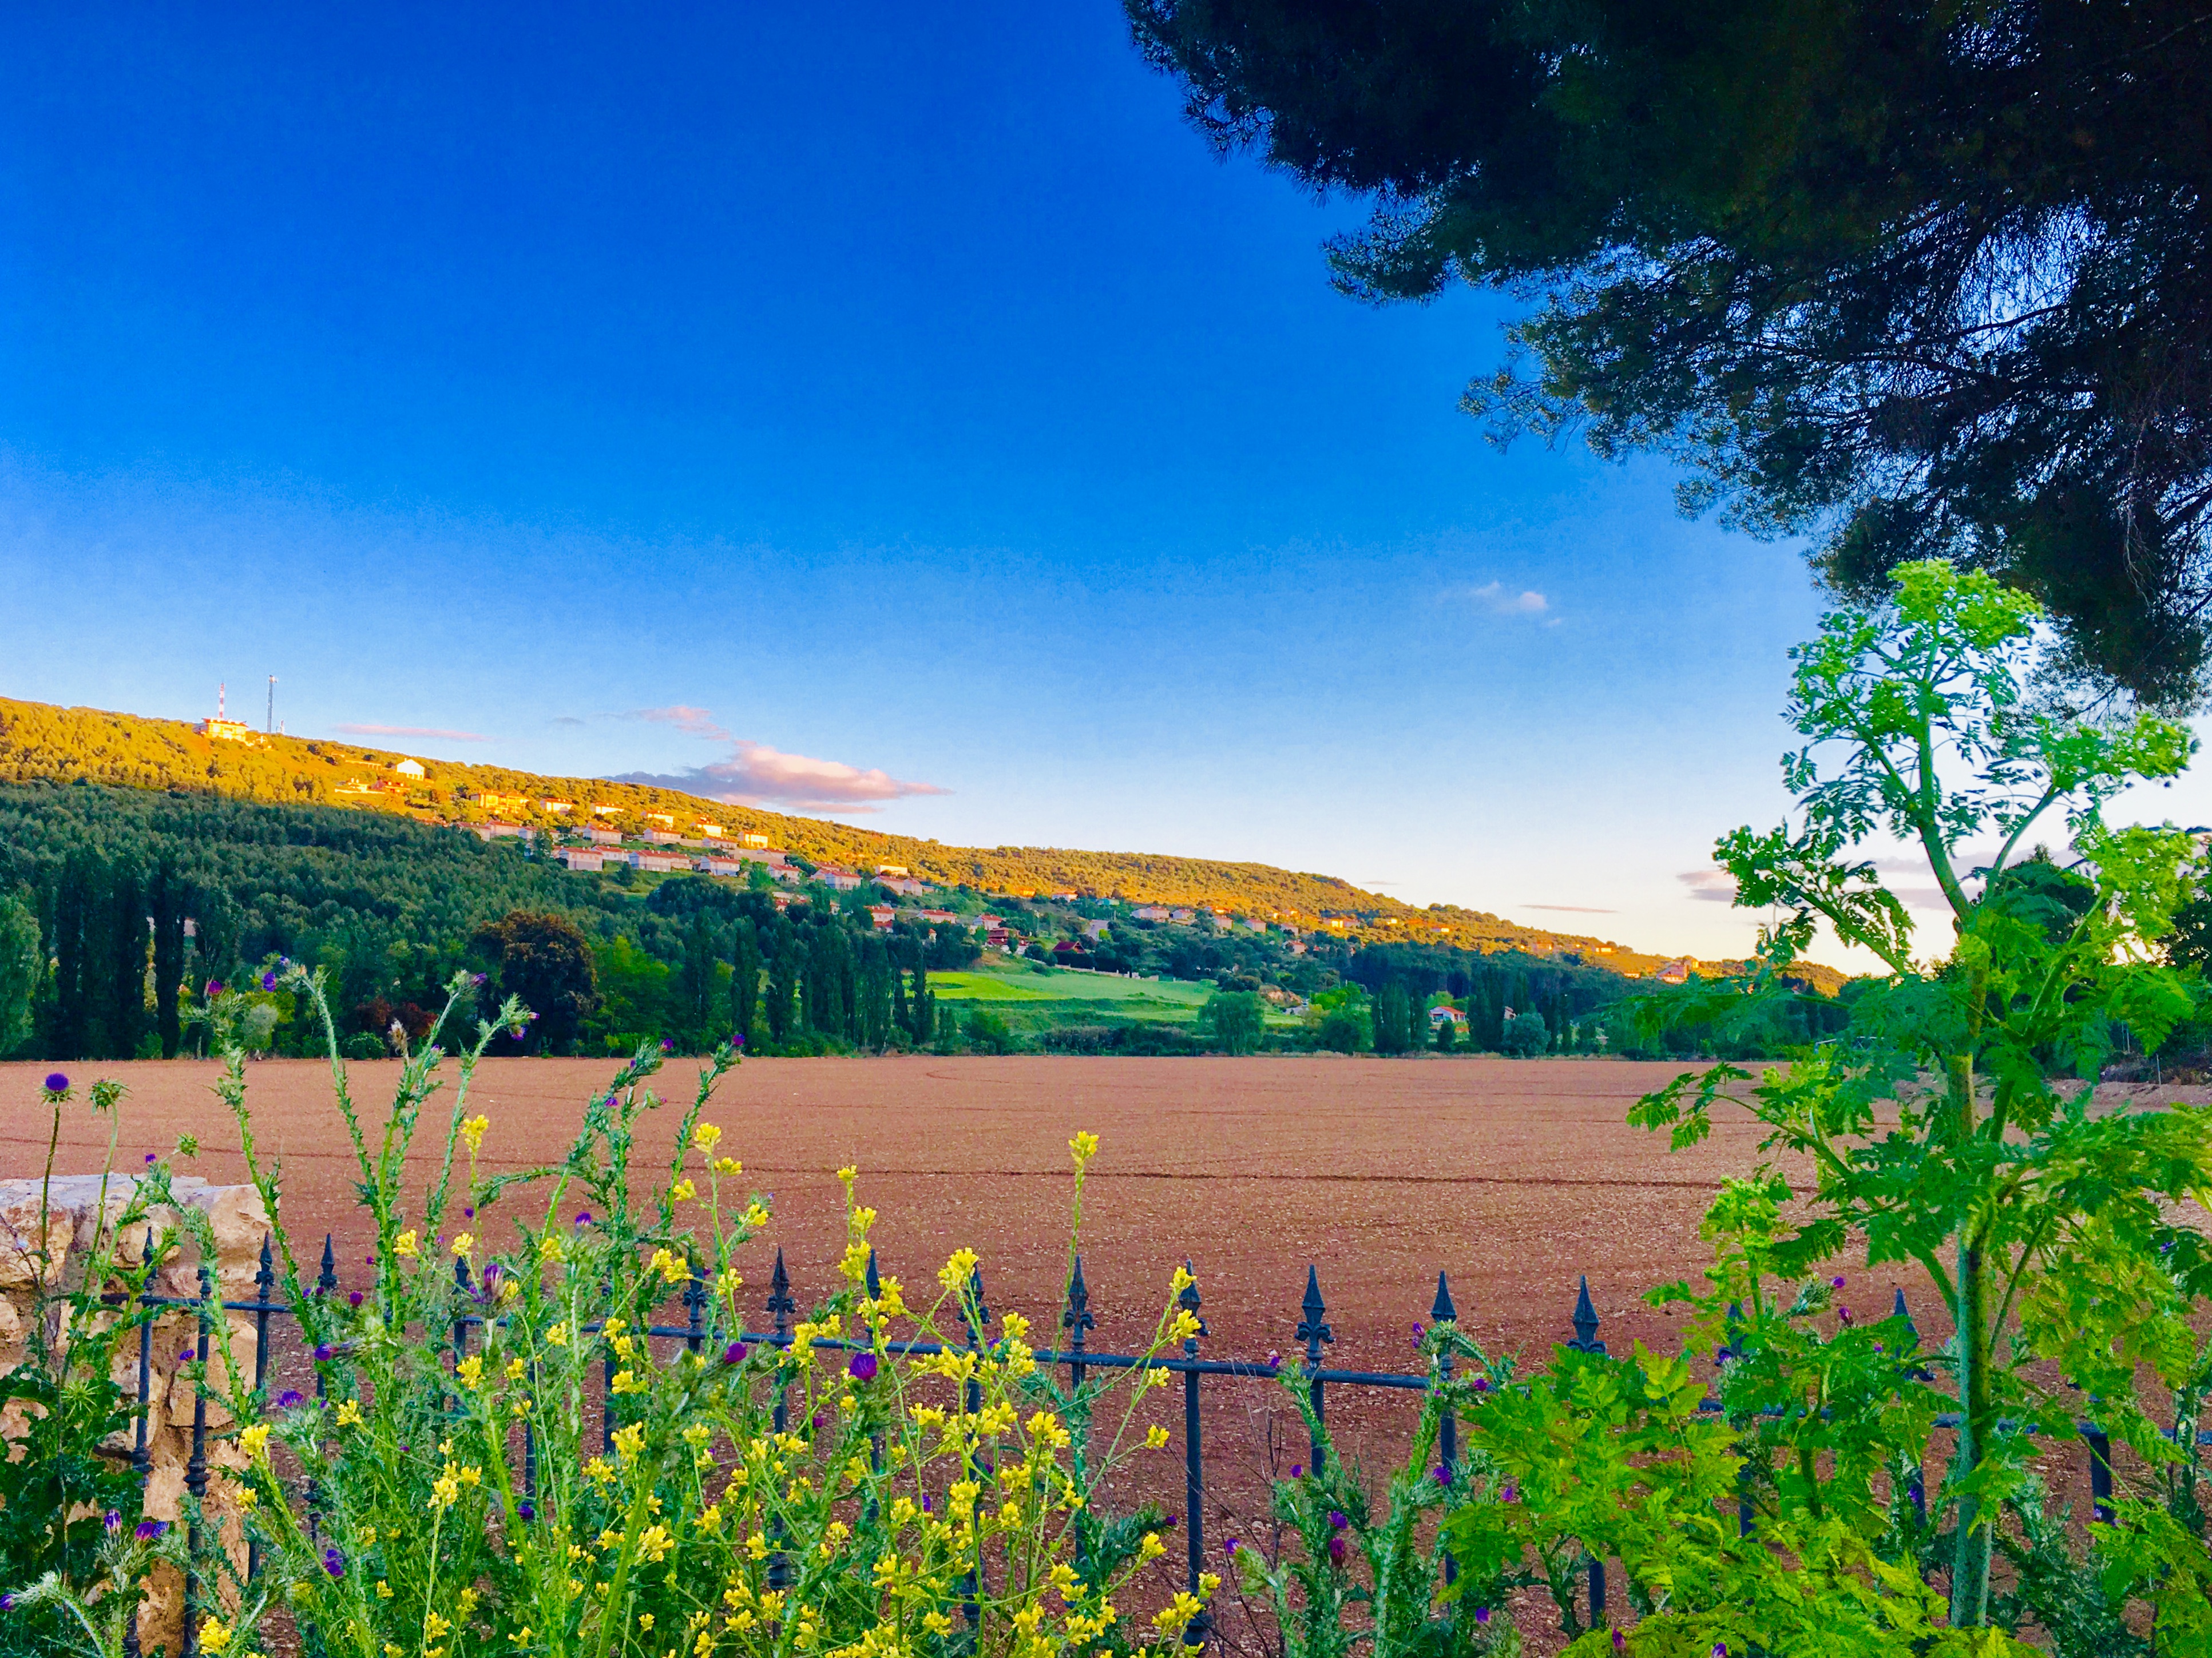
[1631,560,2212,1632]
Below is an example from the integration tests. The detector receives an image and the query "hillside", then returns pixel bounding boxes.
[0,694,1766,980]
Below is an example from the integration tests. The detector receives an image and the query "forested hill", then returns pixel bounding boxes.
[0,693,1680,966]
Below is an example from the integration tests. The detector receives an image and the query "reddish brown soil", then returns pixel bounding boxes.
[8,1053,2168,1648]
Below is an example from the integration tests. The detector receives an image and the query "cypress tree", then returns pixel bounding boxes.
[100,860,149,1060]
[731,919,762,1045]
[149,859,187,1058]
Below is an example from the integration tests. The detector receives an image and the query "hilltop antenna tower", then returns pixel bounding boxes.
[267,675,276,735]
[217,682,226,719]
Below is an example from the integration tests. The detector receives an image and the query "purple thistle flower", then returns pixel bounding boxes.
[471,974,486,986]
[1412,1322,1425,1344]
[205,980,223,997]
[314,1344,334,1363]
[179,1345,199,1362]
[575,1212,592,1227]
[723,1340,750,1365]
[104,1510,122,1532]
[732,1033,745,1048]
[463,1207,475,1219]
[1289,1464,1302,1479]
[1838,1306,1853,1326]
[1873,1342,1884,1354]
[848,1351,879,1382]
[1500,1481,1517,1504]
[1223,1538,1239,1556]
[1433,1464,1452,1487]
[1265,1350,1282,1370]
[1473,1608,1490,1626]
[811,1410,828,1431]
[920,1496,932,1514]
[144,1152,157,1164]
[1830,1275,1846,1289]
[660,1037,675,1052]
[348,1291,363,1307]
[0,1593,14,1612]
[261,971,278,991]
[43,1072,69,1094]
[323,1546,346,1577]
[1327,1510,1346,1530]
[516,1500,535,1522]
[1472,1376,1490,1393]
[1712,1646,1728,1658]
[1613,1631,1625,1655]
[277,1390,304,1408]
[1326,1534,1345,1563]
[136,1520,167,1540]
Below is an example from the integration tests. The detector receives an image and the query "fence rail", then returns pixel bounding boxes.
[112,1234,2131,1656]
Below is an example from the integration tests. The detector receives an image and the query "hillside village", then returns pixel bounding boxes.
[0,692,1761,983]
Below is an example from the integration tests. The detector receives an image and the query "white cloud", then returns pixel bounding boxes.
[1678,869,1738,904]
[1460,580,1550,617]
[611,740,949,814]
[624,704,731,741]
[1523,903,1616,914]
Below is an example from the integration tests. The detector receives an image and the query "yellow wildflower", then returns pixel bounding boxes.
[336,1400,362,1427]
[451,1233,475,1259]
[1170,1264,1194,1295]
[546,1322,569,1347]
[506,1356,528,1381]
[376,1581,394,1600]
[742,1203,769,1227]
[510,1394,532,1418]
[937,1248,980,1294]
[713,1156,742,1176]
[612,1422,645,1461]
[457,1355,484,1390]
[650,1247,688,1285]
[1145,1425,1170,1450]
[1069,1130,1099,1164]
[693,1121,723,1152]
[715,1268,744,1298]
[239,1423,270,1459]
[637,1614,653,1632]
[234,1486,257,1511]
[671,1179,696,1203]
[393,1229,419,1259]
[199,1621,234,1655]
[538,1233,566,1264]
[461,1114,490,1153]
[424,1613,452,1639]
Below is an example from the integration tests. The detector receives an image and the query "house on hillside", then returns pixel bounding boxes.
[627,848,685,873]
[867,905,897,930]
[557,848,605,872]
[1132,905,1171,921]
[586,826,621,846]
[875,864,909,877]
[1170,908,1195,923]
[815,866,864,891]
[592,804,624,818]
[541,799,574,814]
[878,875,928,895]
[474,791,529,812]
[473,822,526,841]
[1082,919,1109,939]
[645,812,675,828]
[645,829,683,844]
[696,855,742,876]
[742,833,771,848]
[200,716,262,745]
[916,909,960,926]
[394,759,426,779]
[1655,959,1692,985]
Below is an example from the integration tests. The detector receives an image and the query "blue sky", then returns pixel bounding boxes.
[15,2,2166,965]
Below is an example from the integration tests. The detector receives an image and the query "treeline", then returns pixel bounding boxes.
[0,696,1657,966]
[0,782,979,1060]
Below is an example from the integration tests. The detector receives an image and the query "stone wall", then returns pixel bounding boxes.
[1,1173,273,1657]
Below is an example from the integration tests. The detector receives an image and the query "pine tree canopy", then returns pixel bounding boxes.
[1128,0,2212,704]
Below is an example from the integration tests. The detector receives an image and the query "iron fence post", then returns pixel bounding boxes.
[248,1236,274,1581]
[1563,1278,1606,1627]
[182,1267,212,1658]
[2087,1420,2115,1525]
[309,1235,336,1541]
[1893,1288,1927,1524]
[1180,1263,1210,1648]
[1296,1266,1333,1474]
[961,1267,993,1632]
[125,1230,155,1658]
[1431,1272,1457,1585]
[1063,1256,1095,1576]
[685,1258,707,1357]
[767,1250,795,1594]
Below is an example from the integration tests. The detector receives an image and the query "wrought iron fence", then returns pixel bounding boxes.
[118,1234,2124,1657]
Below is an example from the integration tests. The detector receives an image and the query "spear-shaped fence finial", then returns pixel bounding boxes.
[1567,1276,1606,1354]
